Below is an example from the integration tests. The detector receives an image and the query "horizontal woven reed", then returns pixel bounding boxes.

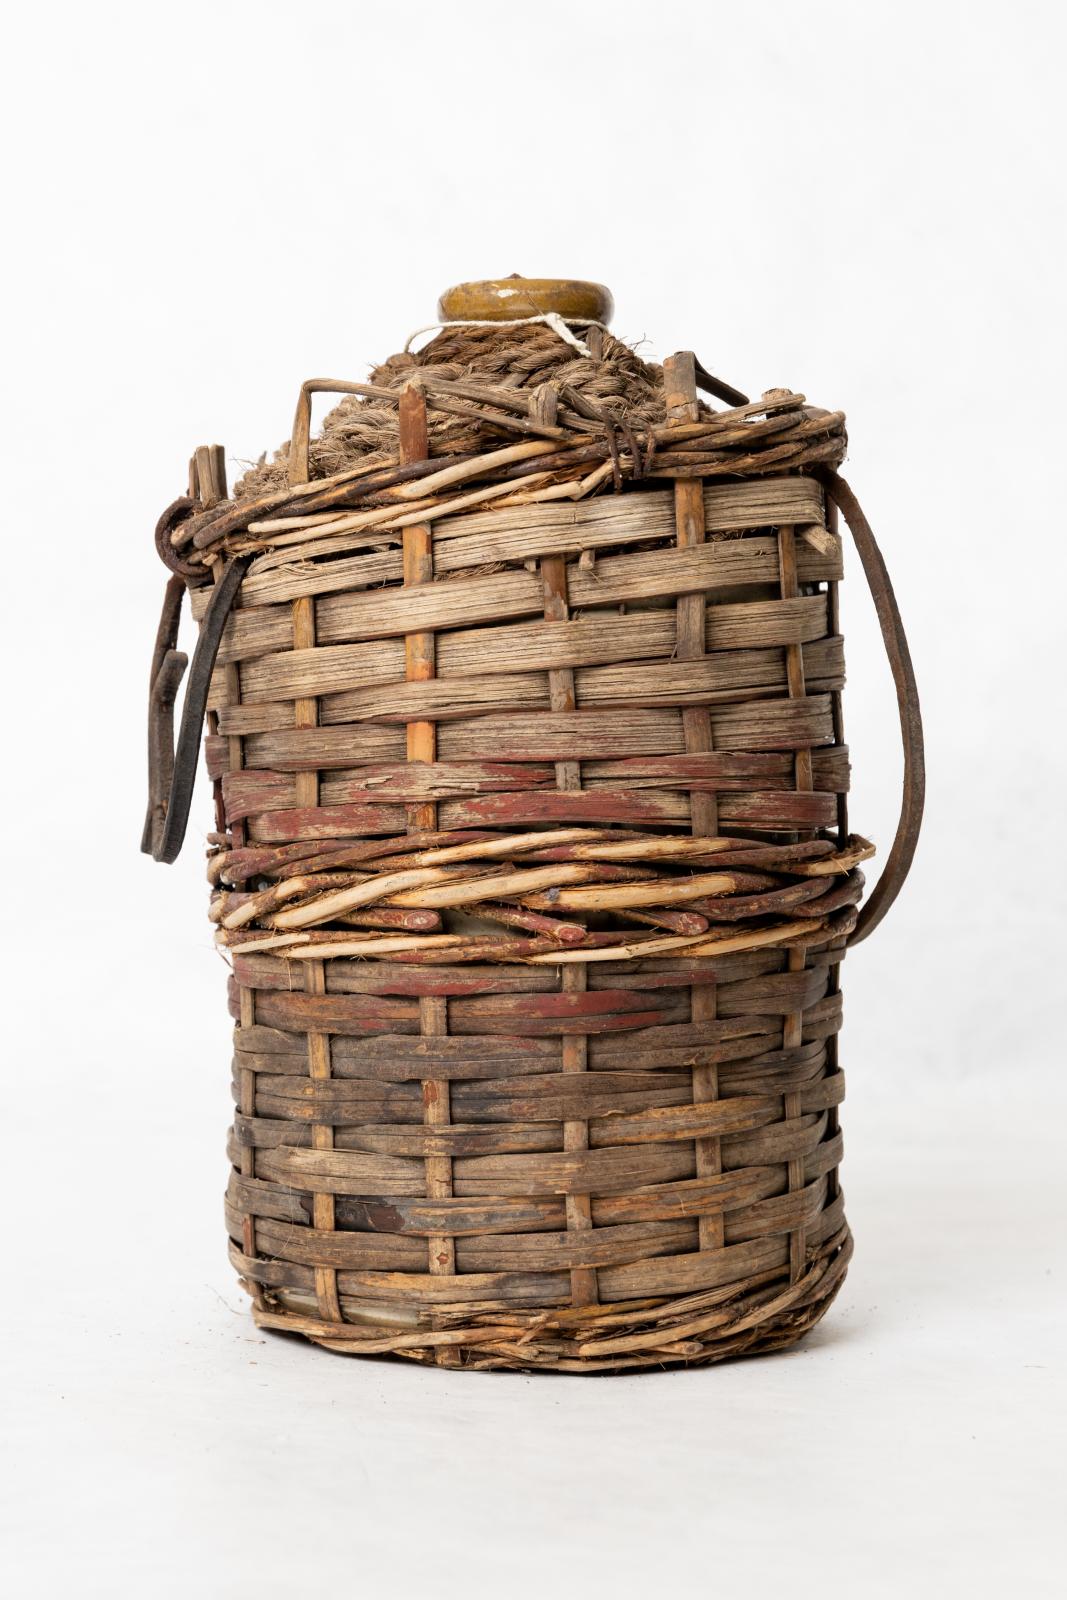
[172,328,865,1370]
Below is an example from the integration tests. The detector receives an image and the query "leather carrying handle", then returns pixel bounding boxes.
[142,476,924,934]
[819,469,925,946]
[140,573,188,858]
[141,557,249,864]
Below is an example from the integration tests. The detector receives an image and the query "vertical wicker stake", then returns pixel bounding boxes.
[663,353,723,1253]
[532,382,598,1309]
[292,577,342,1322]
[778,520,815,1282]
[826,497,849,848]
[399,385,458,1360]
[191,446,237,808]
[824,495,846,1208]
[399,385,438,833]
[194,447,264,1299]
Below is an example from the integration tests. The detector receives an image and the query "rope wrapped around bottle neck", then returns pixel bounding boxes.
[404,311,609,358]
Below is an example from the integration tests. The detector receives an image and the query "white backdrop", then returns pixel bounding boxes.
[2,4,1064,1597]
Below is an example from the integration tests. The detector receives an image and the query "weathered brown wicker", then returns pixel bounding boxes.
[144,281,923,1371]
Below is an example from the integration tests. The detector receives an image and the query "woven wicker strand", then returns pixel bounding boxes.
[146,307,924,1371]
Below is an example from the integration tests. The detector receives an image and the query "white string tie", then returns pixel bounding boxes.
[404,312,609,358]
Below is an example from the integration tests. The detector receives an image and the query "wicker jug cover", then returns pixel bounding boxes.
[143,279,924,1370]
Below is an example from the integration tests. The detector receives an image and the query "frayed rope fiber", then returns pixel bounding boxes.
[235,320,691,497]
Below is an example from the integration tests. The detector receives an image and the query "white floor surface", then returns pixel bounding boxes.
[4,1076,1062,1599]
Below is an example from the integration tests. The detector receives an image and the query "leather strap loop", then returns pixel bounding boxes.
[819,470,925,945]
[141,557,250,864]
[154,495,204,581]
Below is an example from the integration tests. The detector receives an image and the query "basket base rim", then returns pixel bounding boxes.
[242,1224,853,1374]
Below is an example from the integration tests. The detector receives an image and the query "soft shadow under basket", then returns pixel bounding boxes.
[144,277,924,1371]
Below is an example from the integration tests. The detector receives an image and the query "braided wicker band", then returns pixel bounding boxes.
[147,323,922,1370]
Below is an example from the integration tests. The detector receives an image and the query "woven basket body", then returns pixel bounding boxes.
[147,316,922,1371]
